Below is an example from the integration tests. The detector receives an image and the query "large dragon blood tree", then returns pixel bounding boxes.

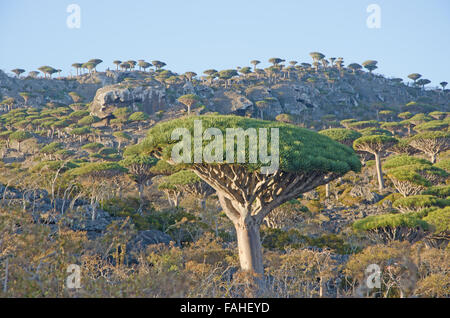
[136,115,361,274]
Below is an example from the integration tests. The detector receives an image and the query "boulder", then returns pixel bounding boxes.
[89,82,167,118]
[349,185,383,204]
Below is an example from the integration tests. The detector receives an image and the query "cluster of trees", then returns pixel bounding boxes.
[8,52,446,90]
[0,53,449,298]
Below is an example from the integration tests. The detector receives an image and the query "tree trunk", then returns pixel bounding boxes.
[430,153,436,164]
[375,152,384,191]
[325,183,330,198]
[138,183,144,214]
[234,218,264,275]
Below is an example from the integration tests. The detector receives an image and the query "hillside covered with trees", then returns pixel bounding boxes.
[0,53,449,298]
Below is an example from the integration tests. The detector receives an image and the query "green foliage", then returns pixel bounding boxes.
[30,160,79,173]
[81,142,104,153]
[386,165,431,187]
[140,115,361,174]
[422,185,450,198]
[384,155,431,170]
[423,207,450,233]
[77,115,99,126]
[120,154,158,167]
[398,112,413,120]
[40,142,64,154]
[353,135,398,153]
[347,120,379,130]
[353,213,429,231]
[275,113,294,124]
[9,130,32,142]
[128,111,149,122]
[261,228,354,254]
[360,128,393,137]
[164,170,201,186]
[434,159,450,172]
[69,162,127,177]
[319,128,362,144]
[70,126,91,136]
[113,131,132,140]
[413,120,448,132]
[149,159,181,175]
[393,195,449,212]
[101,197,152,231]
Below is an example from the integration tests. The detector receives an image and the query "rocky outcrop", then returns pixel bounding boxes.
[207,89,253,114]
[349,185,383,204]
[90,82,167,118]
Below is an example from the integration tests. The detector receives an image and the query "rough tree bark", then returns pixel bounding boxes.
[190,163,337,275]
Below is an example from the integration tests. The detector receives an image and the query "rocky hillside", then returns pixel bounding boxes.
[1,65,448,124]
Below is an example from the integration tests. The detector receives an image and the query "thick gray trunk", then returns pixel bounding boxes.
[234,218,264,275]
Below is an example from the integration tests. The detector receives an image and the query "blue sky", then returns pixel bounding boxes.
[0,0,449,86]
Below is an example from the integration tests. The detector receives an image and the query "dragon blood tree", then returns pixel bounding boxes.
[137,115,361,274]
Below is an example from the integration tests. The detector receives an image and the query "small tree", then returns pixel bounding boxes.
[72,63,83,76]
[362,60,378,73]
[128,111,149,130]
[416,79,431,90]
[121,149,158,213]
[68,91,83,103]
[88,59,103,72]
[178,94,200,115]
[354,135,398,191]
[69,162,127,220]
[11,69,25,78]
[138,60,152,72]
[353,213,429,244]
[393,195,448,213]
[408,73,422,85]
[19,92,31,106]
[319,128,362,148]
[9,131,33,152]
[113,131,132,149]
[347,63,362,74]
[320,128,362,197]
[309,52,325,65]
[250,60,260,72]
[38,66,57,78]
[151,60,166,70]
[165,170,215,209]
[218,69,238,88]
[409,131,449,163]
[268,57,285,66]
[113,60,122,71]
[70,126,91,143]
[184,72,197,82]
[384,155,446,196]
[439,81,448,91]
[275,113,294,124]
